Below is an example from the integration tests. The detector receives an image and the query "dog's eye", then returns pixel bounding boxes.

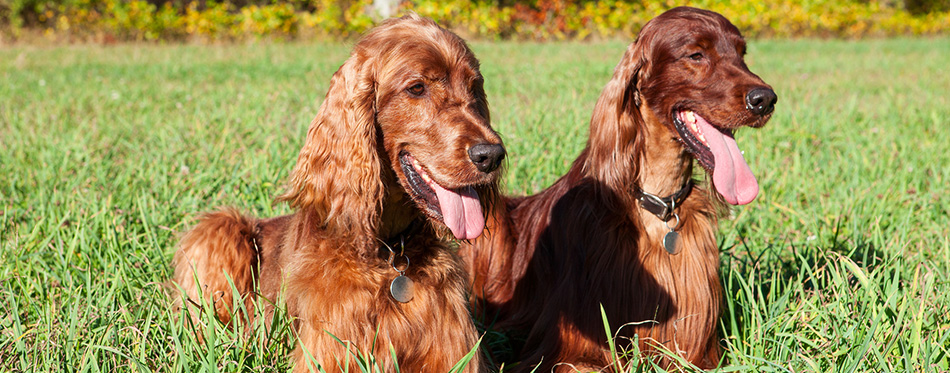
[406,83,426,96]
[689,52,705,61]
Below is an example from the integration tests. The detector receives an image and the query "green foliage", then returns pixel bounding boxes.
[404,0,516,39]
[104,1,183,40]
[2,0,950,42]
[297,0,374,39]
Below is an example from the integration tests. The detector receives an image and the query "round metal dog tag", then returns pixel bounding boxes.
[390,275,414,303]
[663,231,680,255]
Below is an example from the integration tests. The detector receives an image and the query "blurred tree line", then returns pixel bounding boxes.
[2,0,949,41]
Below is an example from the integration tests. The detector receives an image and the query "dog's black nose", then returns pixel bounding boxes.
[468,143,506,173]
[746,87,777,116]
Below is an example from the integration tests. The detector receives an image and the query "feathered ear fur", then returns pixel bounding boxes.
[584,34,651,191]
[278,54,383,246]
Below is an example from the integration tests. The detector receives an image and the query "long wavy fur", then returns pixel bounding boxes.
[174,14,505,373]
[463,7,775,371]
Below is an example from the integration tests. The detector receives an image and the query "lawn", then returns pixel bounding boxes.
[1,38,948,371]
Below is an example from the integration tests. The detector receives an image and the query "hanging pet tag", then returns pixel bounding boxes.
[390,275,414,303]
[663,212,681,255]
[663,231,679,254]
[387,239,414,303]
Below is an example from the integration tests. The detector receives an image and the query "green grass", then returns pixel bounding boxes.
[2,38,949,372]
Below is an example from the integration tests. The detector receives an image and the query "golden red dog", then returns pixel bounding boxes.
[173,14,505,372]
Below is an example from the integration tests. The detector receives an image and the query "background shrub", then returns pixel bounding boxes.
[1,0,949,42]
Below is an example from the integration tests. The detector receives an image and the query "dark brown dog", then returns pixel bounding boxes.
[173,14,505,372]
[463,7,776,371]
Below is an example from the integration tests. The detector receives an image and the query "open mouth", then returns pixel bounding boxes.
[673,110,717,171]
[398,151,485,240]
[672,110,759,205]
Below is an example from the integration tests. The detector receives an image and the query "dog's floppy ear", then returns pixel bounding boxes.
[585,35,649,190]
[279,54,383,245]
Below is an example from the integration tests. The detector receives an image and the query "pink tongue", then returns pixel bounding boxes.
[431,183,485,240]
[694,115,759,205]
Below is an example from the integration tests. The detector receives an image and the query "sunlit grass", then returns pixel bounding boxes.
[1,38,948,371]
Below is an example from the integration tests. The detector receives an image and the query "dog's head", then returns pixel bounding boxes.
[599,7,776,205]
[280,14,504,244]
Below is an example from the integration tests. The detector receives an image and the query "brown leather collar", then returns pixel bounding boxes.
[380,218,425,256]
[634,180,693,222]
